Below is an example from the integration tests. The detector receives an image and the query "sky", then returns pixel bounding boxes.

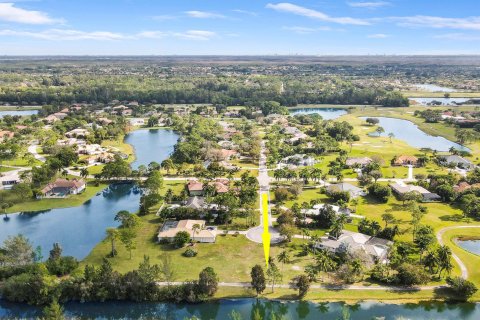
[1,0,480,55]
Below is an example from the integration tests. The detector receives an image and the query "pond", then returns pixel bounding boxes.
[0,184,141,259]
[414,84,457,92]
[124,129,179,169]
[410,97,472,106]
[289,108,348,120]
[456,239,480,255]
[360,117,469,152]
[0,299,479,319]
[0,109,38,118]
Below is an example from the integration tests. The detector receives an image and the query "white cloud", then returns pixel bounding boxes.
[152,15,178,21]
[138,30,217,41]
[283,26,333,34]
[0,29,127,40]
[348,1,390,8]
[232,9,258,16]
[185,10,226,19]
[266,3,370,25]
[0,28,218,41]
[0,3,63,24]
[434,33,480,41]
[390,15,480,30]
[367,33,389,38]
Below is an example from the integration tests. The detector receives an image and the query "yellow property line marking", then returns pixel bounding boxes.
[261,193,270,267]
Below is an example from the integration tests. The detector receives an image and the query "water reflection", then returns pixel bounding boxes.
[0,184,140,259]
[1,299,479,319]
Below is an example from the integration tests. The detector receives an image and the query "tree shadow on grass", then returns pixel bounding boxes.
[439,214,470,222]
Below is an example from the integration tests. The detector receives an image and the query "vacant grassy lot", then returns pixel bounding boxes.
[82,213,314,282]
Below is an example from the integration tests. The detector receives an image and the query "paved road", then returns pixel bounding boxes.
[28,143,46,162]
[436,225,480,279]
[246,140,284,244]
[156,281,444,291]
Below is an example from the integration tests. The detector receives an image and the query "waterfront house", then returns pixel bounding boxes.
[315,230,392,263]
[438,155,475,171]
[393,155,418,166]
[40,178,86,198]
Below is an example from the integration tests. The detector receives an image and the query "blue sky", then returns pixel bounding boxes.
[0,0,480,55]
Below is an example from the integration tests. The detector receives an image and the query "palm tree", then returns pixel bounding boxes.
[330,214,347,239]
[437,245,453,277]
[388,132,395,143]
[315,250,336,282]
[277,250,290,271]
[192,223,201,242]
[311,168,323,183]
[381,213,395,228]
[106,228,119,257]
[423,251,438,275]
[309,235,320,255]
[351,259,364,280]
[80,168,89,179]
[301,229,310,240]
[299,168,311,184]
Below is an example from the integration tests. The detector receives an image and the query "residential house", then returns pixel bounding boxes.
[44,115,60,123]
[187,180,204,196]
[128,118,145,126]
[279,154,316,168]
[98,117,113,125]
[453,182,480,193]
[315,230,392,263]
[438,155,475,171]
[219,149,237,161]
[65,128,90,138]
[40,179,86,198]
[53,112,68,120]
[0,171,21,190]
[301,204,351,217]
[326,183,366,199]
[389,182,441,202]
[77,144,104,155]
[393,155,418,166]
[186,179,230,196]
[122,109,133,116]
[346,157,372,168]
[157,219,216,243]
[57,138,86,147]
[0,131,14,141]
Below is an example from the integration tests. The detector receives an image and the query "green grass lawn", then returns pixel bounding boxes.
[82,213,314,282]
[402,91,480,98]
[442,228,480,287]
[341,106,480,156]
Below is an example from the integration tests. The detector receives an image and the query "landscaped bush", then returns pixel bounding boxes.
[183,248,198,257]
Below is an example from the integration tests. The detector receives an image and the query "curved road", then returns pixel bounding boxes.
[436,225,480,280]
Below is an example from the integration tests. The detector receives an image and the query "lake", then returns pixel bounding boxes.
[0,109,38,118]
[289,108,348,120]
[0,129,179,258]
[410,97,472,106]
[124,129,179,169]
[0,184,141,259]
[0,299,479,319]
[457,239,480,256]
[414,84,457,92]
[360,117,469,152]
